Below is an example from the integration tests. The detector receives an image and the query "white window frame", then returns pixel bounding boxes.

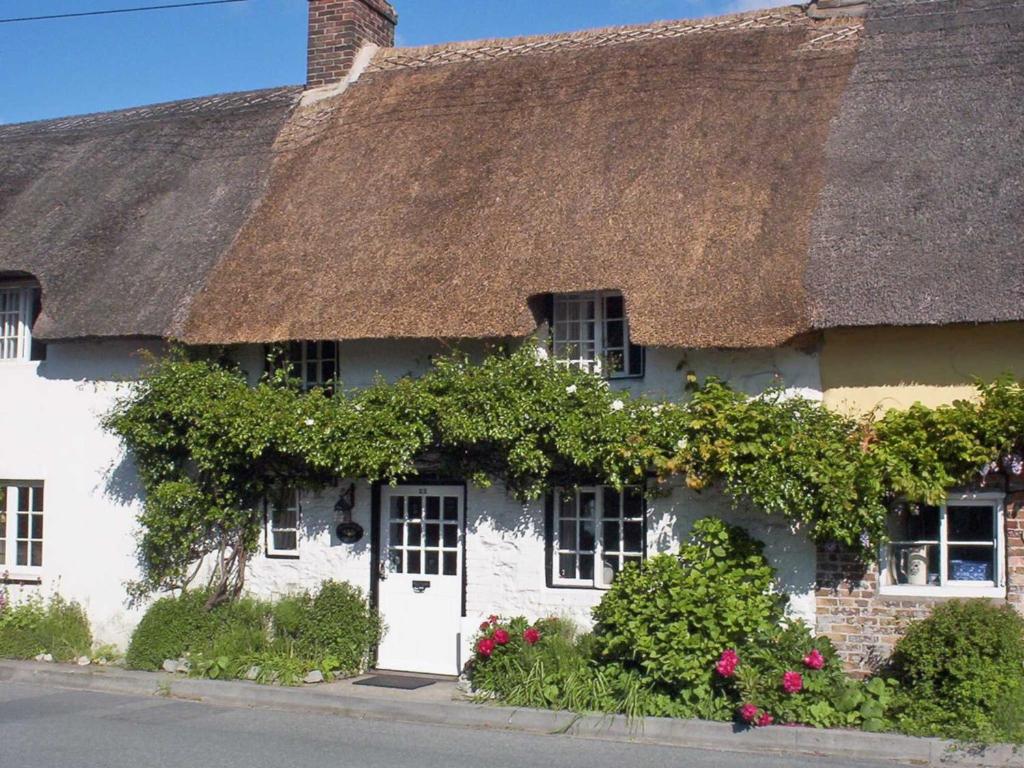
[879,491,1006,598]
[0,482,45,574]
[0,284,35,363]
[287,341,339,392]
[551,291,642,379]
[551,486,645,589]
[266,490,300,558]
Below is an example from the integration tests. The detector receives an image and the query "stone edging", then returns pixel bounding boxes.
[0,660,1019,767]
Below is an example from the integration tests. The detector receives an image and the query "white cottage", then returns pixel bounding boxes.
[3,0,1021,676]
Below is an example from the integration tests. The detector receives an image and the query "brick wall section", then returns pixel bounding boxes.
[307,0,397,88]
[816,489,1024,675]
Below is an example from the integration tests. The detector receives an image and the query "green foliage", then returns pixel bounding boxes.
[591,518,784,709]
[293,581,382,675]
[0,594,92,661]
[886,601,1024,743]
[124,581,379,685]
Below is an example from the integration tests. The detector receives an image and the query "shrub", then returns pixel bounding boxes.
[295,581,382,675]
[0,594,92,661]
[125,591,216,670]
[591,518,785,710]
[887,601,1024,742]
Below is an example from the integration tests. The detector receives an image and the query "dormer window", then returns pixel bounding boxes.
[551,291,643,378]
[0,283,42,362]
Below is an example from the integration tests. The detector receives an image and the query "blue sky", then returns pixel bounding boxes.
[0,0,779,124]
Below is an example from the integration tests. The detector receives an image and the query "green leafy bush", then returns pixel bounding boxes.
[0,594,92,661]
[887,601,1024,742]
[295,581,382,675]
[126,581,380,684]
[591,518,784,710]
[125,590,217,670]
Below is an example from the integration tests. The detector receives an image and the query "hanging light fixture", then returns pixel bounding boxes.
[334,482,363,543]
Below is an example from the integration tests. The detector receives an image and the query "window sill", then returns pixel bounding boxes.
[265,553,300,561]
[1,573,43,585]
[878,584,1006,599]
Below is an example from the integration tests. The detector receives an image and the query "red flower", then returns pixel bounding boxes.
[757,712,775,727]
[782,671,803,694]
[803,649,825,670]
[715,649,739,677]
[476,637,495,658]
[479,621,490,632]
[488,615,499,625]
[523,627,541,645]
[493,629,510,645]
[739,703,758,723]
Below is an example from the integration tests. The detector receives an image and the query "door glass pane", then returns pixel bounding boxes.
[406,523,421,547]
[426,496,440,520]
[602,487,620,519]
[389,523,403,546]
[408,497,422,520]
[623,521,643,553]
[558,553,576,579]
[389,549,402,573]
[407,550,421,574]
[390,496,404,519]
[443,524,458,548]
[603,521,620,553]
[425,551,439,575]
[425,522,440,548]
[443,497,459,520]
[579,554,594,581]
[443,551,457,576]
[624,487,643,519]
[579,518,595,551]
[559,519,576,550]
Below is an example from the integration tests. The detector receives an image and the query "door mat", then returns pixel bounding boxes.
[353,674,437,690]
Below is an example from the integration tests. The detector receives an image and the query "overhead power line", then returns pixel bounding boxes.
[0,0,248,24]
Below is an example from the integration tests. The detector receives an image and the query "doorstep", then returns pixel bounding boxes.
[0,659,1019,768]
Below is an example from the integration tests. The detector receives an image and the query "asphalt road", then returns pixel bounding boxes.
[0,681,898,768]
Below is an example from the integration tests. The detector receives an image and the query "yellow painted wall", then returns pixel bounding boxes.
[821,323,1024,415]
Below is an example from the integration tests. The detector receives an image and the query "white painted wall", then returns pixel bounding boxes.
[0,340,163,647]
[3,337,821,662]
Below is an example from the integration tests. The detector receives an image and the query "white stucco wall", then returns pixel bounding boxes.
[3,337,822,662]
[0,340,163,647]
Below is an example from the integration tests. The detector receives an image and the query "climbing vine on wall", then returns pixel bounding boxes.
[104,345,1024,604]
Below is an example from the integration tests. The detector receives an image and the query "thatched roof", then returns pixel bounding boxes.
[183,8,862,347]
[0,87,300,340]
[806,0,1024,330]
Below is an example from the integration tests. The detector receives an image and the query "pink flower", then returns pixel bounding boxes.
[715,649,739,677]
[479,621,491,632]
[739,703,758,723]
[803,649,825,670]
[493,629,510,645]
[476,637,495,658]
[523,627,541,645]
[782,671,803,694]
[757,712,775,727]
[488,615,499,625]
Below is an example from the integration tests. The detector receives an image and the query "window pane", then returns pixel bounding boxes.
[16,541,27,566]
[443,524,458,548]
[17,487,29,512]
[605,294,624,320]
[602,487,620,519]
[579,518,595,551]
[580,492,596,519]
[606,320,624,349]
[408,497,422,519]
[321,360,336,383]
[559,519,576,550]
[31,514,42,540]
[0,540,5,566]
[425,550,439,575]
[407,550,421,574]
[603,521,620,553]
[888,542,939,585]
[558,553,576,579]
[603,555,620,581]
[623,521,643,553]
[948,546,994,582]
[273,507,297,530]
[272,531,297,552]
[579,554,594,581]
[627,345,644,377]
[31,486,43,512]
[16,513,28,539]
[389,549,403,573]
[890,504,940,541]
[948,505,994,542]
[624,487,643,519]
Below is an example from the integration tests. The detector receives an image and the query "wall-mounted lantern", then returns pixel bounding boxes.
[334,482,363,543]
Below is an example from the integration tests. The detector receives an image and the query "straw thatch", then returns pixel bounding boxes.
[183,8,859,347]
[0,88,300,340]
[806,0,1024,330]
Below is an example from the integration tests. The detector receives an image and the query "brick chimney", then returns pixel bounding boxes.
[307,0,397,88]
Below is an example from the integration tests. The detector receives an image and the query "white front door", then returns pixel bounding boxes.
[376,485,463,675]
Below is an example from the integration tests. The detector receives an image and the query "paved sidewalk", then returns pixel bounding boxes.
[0,660,1019,768]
